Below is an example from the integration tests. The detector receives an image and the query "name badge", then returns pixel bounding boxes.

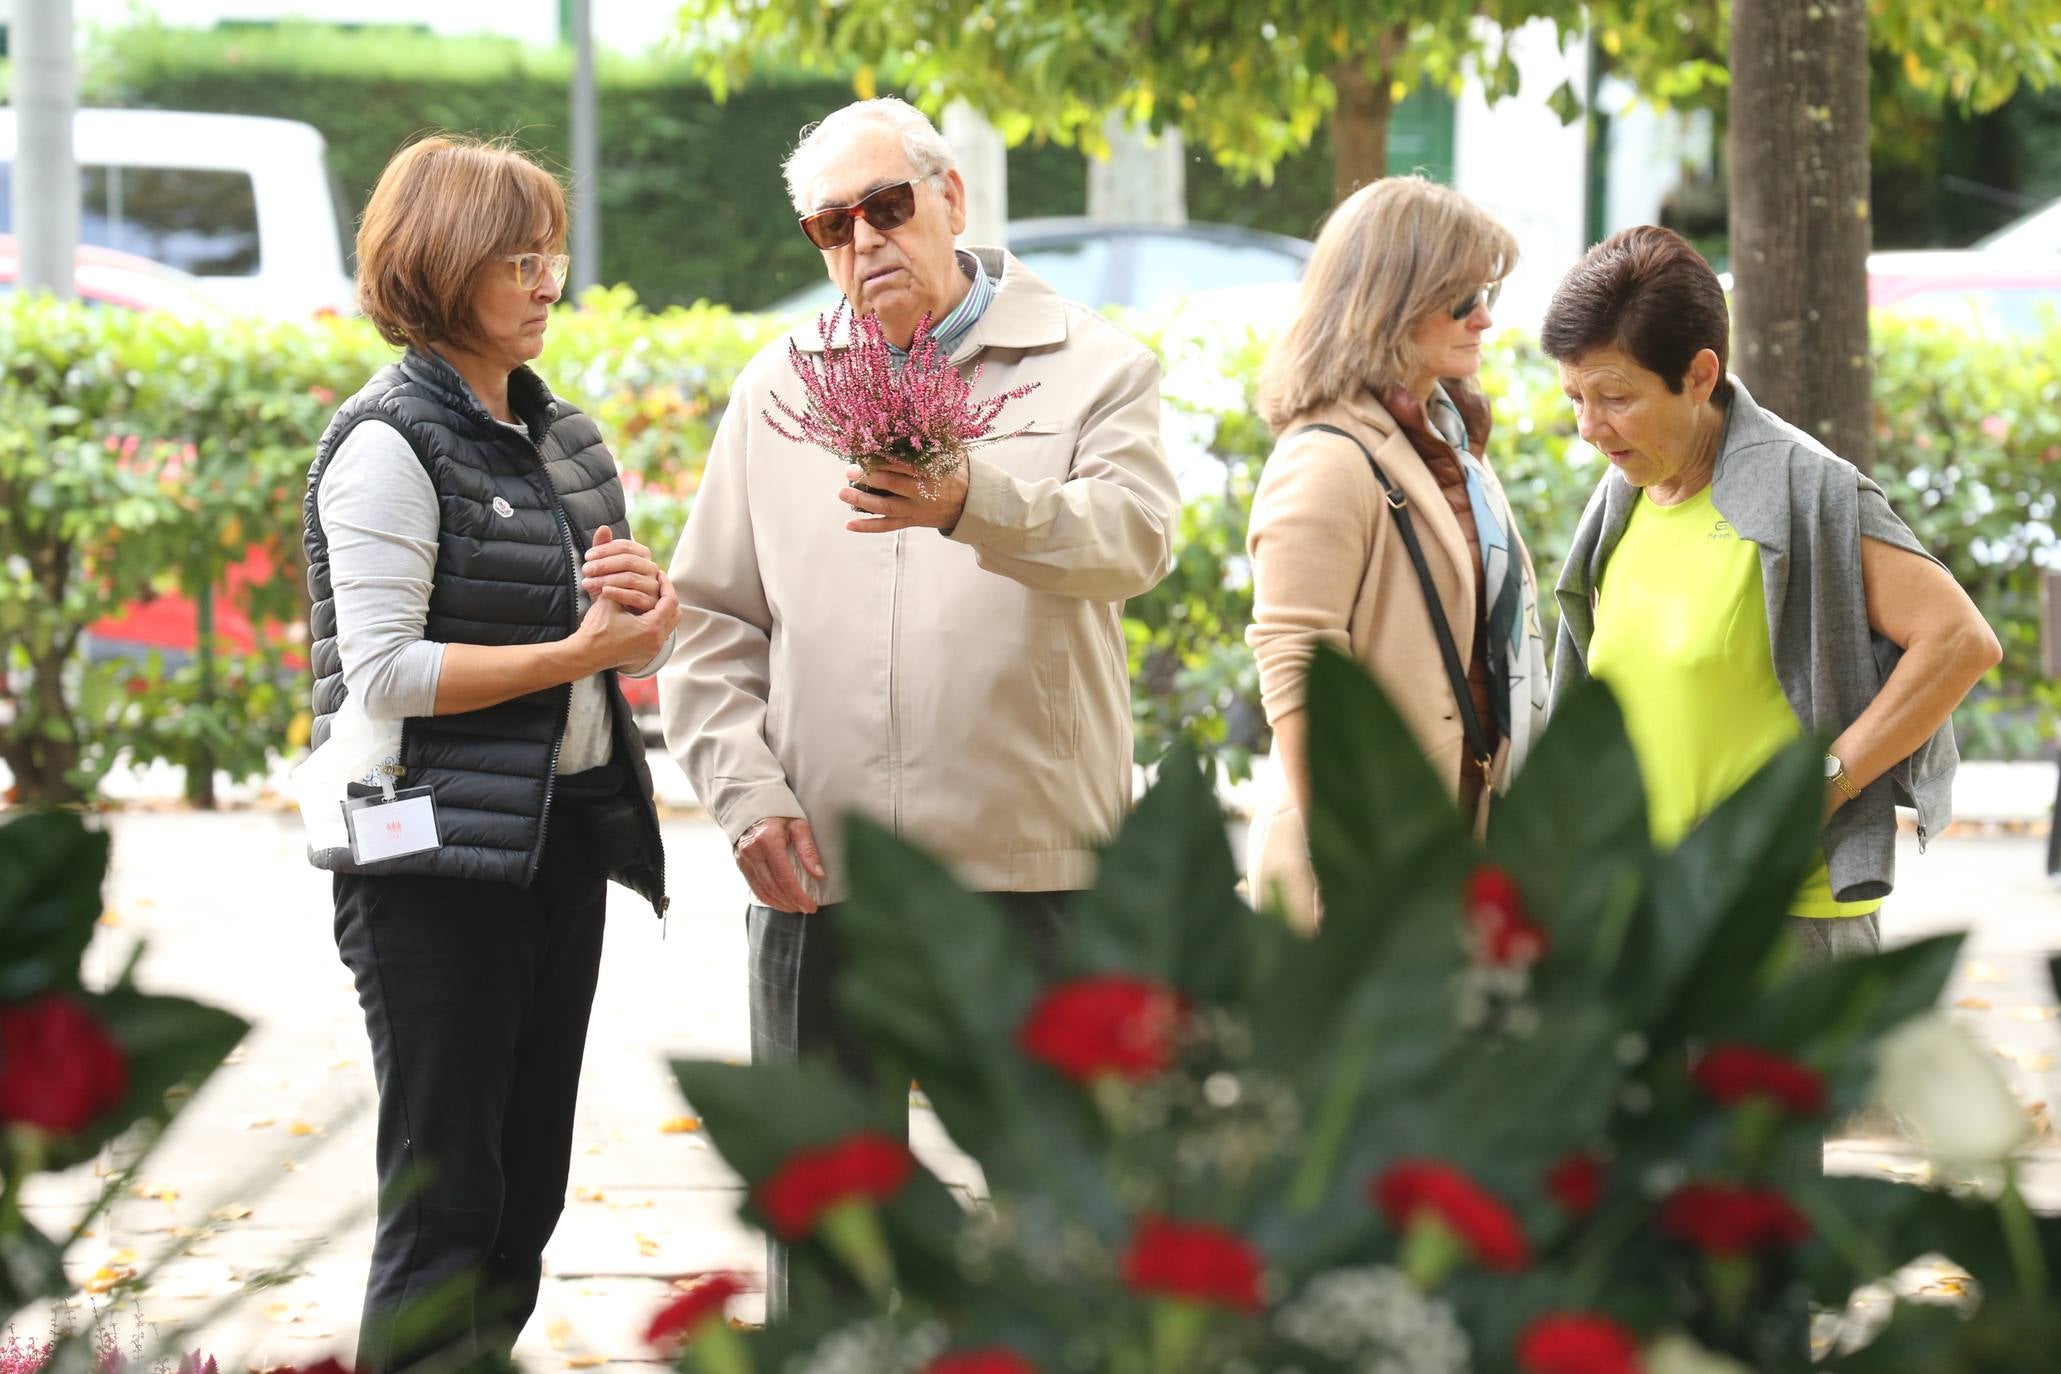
[342,786,442,864]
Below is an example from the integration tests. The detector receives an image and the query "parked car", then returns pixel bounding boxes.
[1974,197,2061,255]
[1719,250,2061,334]
[0,235,218,315]
[0,109,356,319]
[767,218,1313,317]
[1865,250,2061,333]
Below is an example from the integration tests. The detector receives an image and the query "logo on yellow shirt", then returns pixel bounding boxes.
[1708,519,1736,541]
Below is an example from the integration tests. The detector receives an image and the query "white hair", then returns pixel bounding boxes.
[782,97,958,214]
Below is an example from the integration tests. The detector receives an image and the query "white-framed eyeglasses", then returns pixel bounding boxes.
[502,252,570,291]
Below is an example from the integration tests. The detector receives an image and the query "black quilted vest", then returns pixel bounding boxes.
[303,348,666,914]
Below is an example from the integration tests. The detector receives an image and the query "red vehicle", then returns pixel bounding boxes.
[2,238,279,667]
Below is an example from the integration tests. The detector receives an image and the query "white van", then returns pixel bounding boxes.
[0,108,356,318]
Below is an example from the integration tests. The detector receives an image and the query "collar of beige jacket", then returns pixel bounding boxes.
[1326,388,1478,613]
[792,248,1069,358]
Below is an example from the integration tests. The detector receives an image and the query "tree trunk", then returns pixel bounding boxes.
[1330,58,1395,200]
[1728,0,1874,471]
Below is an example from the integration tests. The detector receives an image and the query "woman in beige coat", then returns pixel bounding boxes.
[1245,176,1548,927]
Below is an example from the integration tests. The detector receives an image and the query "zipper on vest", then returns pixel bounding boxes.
[524,427,583,885]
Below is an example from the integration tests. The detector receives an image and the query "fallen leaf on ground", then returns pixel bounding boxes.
[546,1319,574,1351]
[2028,1101,2055,1139]
[329,1058,354,1070]
[281,1159,305,1173]
[1953,996,1993,1010]
[635,1233,661,1257]
[243,1116,277,1131]
[564,1357,608,1369]
[99,910,122,928]
[573,1187,605,1203]
[211,1205,253,1222]
[1995,1046,2057,1071]
[658,1116,701,1134]
[109,1248,137,1265]
[288,1121,322,1137]
[610,1198,655,1211]
[2010,1006,2059,1022]
[132,1184,180,1205]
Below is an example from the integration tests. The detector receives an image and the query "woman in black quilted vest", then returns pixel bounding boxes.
[302,135,680,1373]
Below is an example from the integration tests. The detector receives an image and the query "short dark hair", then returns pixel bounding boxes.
[1541,225,1732,401]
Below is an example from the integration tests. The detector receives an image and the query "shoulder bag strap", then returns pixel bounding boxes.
[1286,423,1496,778]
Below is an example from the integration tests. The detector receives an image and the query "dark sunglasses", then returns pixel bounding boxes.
[1452,280,1504,320]
[798,180,922,250]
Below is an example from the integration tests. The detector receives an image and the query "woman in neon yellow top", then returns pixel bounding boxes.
[1540,227,2001,960]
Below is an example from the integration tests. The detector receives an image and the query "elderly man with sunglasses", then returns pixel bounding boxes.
[659,96,1176,1298]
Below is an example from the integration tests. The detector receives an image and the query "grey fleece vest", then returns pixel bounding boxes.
[303,348,666,912]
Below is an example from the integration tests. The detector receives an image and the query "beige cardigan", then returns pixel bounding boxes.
[1243,388,1544,928]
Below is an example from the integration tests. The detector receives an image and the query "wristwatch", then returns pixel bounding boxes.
[1824,754,1861,802]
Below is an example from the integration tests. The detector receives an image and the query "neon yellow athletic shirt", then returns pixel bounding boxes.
[1586,486,1880,919]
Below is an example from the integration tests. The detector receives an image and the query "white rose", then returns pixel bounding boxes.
[1646,1333,1753,1374]
[1874,1012,2034,1165]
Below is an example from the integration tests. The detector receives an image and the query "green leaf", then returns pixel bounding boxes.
[1301,647,1469,916]
[1628,739,1827,1035]
[834,817,1121,1232]
[1488,679,1649,979]
[0,810,110,1000]
[1069,743,1287,1005]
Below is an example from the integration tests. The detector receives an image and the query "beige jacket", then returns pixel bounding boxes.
[660,249,1178,905]
[1244,389,1545,927]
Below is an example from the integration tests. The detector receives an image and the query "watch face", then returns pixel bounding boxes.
[1824,754,1844,778]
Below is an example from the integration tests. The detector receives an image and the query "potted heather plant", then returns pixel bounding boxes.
[763,305,1037,499]
[658,650,2061,1373]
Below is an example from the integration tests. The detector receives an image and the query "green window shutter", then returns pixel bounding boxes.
[1388,83,1457,184]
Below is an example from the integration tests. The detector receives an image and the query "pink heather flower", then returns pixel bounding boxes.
[764,303,1038,494]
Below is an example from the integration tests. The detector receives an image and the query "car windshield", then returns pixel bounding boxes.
[1012,236,1115,304]
[0,161,261,276]
[1126,234,1305,311]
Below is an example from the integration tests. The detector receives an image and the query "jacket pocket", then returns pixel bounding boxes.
[1038,616,1078,760]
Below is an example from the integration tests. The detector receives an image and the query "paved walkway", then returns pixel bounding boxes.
[10,780,2060,1370]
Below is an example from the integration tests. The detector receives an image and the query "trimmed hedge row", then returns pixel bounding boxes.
[3,290,2051,808]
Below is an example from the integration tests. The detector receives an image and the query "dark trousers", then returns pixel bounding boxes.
[333,835,608,1374]
[746,891,1070,1314]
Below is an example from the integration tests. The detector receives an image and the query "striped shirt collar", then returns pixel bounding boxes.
[889,249,994,361]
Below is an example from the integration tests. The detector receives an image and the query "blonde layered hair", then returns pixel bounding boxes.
[355,134,569,351]
[1258,177,1517,433]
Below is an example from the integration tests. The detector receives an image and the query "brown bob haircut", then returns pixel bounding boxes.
[1540,225,1733,403]
[355,134,568,351]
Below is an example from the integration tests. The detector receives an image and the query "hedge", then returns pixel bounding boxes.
[82,21,1346,312]
[3,291,2052,809]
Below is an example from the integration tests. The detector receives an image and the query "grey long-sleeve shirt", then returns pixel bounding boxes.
[318,419,672,774]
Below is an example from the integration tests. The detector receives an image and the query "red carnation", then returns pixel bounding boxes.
[1691,1044,1826,1116]
[1371,1159,1531,1271]
[1464,866,1545,966]
[1018,975,1184,1081]
[755,1131,914,1240]
[925,1351,1042,1374]
[1545,1152,1603,1217]
[1660,1183,1811,1257]
[0,994,129,1135]
[1516,1313,1642,1374]
[1119,1214,1264,1313]
[645,1273,745,1352]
